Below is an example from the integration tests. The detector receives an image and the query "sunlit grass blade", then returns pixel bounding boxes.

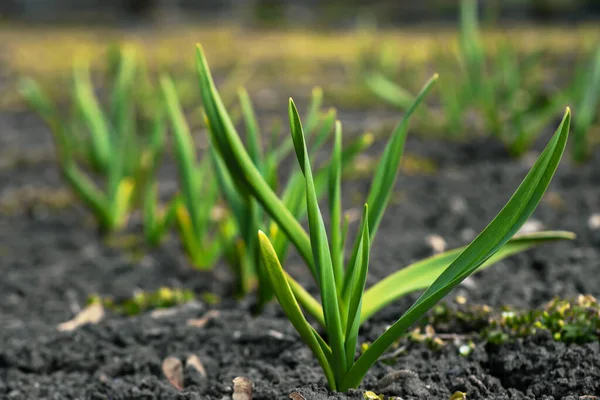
[258,231,335,389]
[19,76,127,232]
[62,162,111,226]
[344,204,369,371]
[210,125,260,296]
[237,87,264,169]
[289,98,347,383]
[18,78,74,162]
[343,74,438,296]
[459,0,485,96]
[341,108,571,390]
[329,121,343,290]
[291,230,575,330]
[284,270,325,326]
[360,230,575,323]
[72,57,111,172]
[196,44,315,277]
[140,116,181,246]
[271,131,372,270]
[105,48,137,213]
[109,45,136,134]
[304,86,324,135]
[309,108,337,153]
[365,73,414,109]
[339,133,375,169]
[573,47,600,162]
[161,75,204,241]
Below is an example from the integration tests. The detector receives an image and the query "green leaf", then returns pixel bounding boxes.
[573,46,600,162]
[329,121,344,290]
[72,57,111,172]
[360,230,575,323]
[284,270,325,326]
[341,108,571,390]
[161,74,204,243]
[344,204,370,370]
[289,98,347,384]
[196,44,315,277]
[106,47,136,205]
[18,77,74,163]
[304,86,324,135]
[258,231,336,390]
[237,87,264,169]
[365,73,414,109]
[343,74,438,297]
[309,108,337,154]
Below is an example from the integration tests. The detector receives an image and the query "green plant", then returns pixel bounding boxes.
[209,85,372,299]
[194,43,573,389]
[258,103,571,390]
[365,0,560,156]
[19,47,148,232]
[160,75,222,268]
[448,0,556,153]
[571,46,600,162]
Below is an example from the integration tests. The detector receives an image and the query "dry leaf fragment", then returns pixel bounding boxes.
[162,356,184,391]
[289,393,306,400]
[187,310,220,328]
[186,354,207,378]
[57,302,104,332]
[232,376,253,400]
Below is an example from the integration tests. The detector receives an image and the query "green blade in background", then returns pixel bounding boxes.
[161,75,203,243]
[195,44,315,278]
[365,73,414,109]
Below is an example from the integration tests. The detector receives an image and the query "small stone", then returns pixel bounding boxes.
[426,234,446,254]
[460,228,477,242]
[460,277,477,290]
[588,214,600,230]
[517,219,544,234]
[449,196,467,214]
[232,376,253,400]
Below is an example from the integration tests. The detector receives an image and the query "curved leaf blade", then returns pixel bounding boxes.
[289,98,347,384]
[360,230,575,323]
[341,108,571,390]
[258,231,335,389]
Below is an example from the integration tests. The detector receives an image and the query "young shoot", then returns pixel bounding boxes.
[258,102,572,391]
[195,42,574,390]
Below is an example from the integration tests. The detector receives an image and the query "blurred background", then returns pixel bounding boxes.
[1,0,600,25]
[1,0,599,145]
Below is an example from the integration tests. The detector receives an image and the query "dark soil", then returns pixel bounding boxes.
[1,105,600,400]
